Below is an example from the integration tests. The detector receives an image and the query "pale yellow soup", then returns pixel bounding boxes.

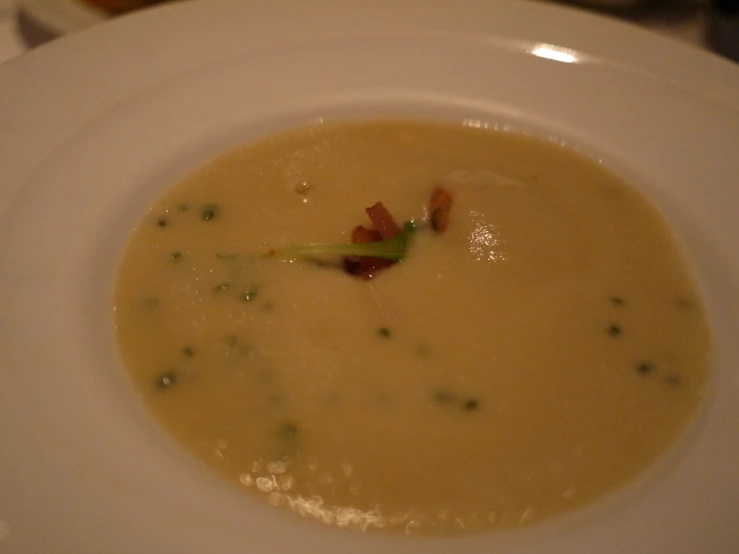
[114,120,710,534]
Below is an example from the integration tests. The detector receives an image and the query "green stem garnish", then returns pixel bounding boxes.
[264,220,416,261]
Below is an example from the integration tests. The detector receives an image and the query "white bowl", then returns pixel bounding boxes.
[0,1,738,553]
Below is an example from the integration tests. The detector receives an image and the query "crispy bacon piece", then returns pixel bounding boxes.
[351,225,383,244]
[428,187,453,233]
[343,225,393,280]
[365,202,402,240]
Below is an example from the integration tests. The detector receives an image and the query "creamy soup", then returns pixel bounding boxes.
[114,120,710,534]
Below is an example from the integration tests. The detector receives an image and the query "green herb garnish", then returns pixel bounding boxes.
[241,288,258,302]
[431,389,456,405]
[214,283,232,293]
[264,220,416,261]
[635,362,655,376]
[156,371,178,390]
[665,374,682,387]
[278,422,299,439]
[202,204,219,221]
[463,398,480,412]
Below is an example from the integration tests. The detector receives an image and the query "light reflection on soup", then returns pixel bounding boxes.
[113,120,710,534]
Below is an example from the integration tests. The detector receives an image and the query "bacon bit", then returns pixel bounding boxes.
[366,202,402,240]
[428,187,453,233]
[351,225,383,244]
[342,256,394,280]
[344,225,393,279]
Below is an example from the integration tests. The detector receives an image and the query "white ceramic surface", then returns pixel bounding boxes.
[0,1,738,553]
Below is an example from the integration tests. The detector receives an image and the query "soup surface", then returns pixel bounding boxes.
[114,120,710,534]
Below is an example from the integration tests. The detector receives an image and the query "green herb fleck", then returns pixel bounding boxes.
[635,362,655,377]
[202,204,219,221]
[241,288,258,302]
[216,252,237,260]
[156,217,169,228]
[156,371,178,390]
[378,327,391,338]
[214,283,232,293]
[607,324,622,337]
[665,374,682,388]
[142,297,160,308]
[463,398,480,412]
[183,347,195,358]
[264,220,416,262]
[278,422,298,439]
[171,251,183,260]
[431,389,456,405]
[610,296,626,306]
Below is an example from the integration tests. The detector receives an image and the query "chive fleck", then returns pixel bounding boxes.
[156,217,169,228]
[278,422,298,439]
[610,296,626,306]
[431,389,455,405]
[214,283,232,293]
[241,288,258,302]
[378,327,391,338]
[665,374,682,388]
[183,347,195,358]
[156,371,178,390]
[635,362,655,377]
[216,252,237,260]
[417,345,431,358]
[202,204,219,221]
[463,398,480,411]
[142,297,160,308]
[607,324,622,337]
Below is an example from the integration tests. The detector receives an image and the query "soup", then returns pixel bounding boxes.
[113,120,710,534]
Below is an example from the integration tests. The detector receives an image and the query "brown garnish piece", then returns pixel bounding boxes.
[366,202,402,240]
[428,187,453,233]
[351,225,383,244]
[343,225,394,279]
